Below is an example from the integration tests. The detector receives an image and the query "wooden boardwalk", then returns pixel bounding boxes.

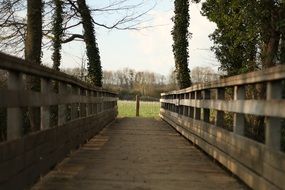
[32,118,247,190]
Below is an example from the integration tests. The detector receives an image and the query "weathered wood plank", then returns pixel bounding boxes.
[0,108,117,189]
[161,65,285,96]
[161,113,278,190]
[0,52,117,95]
[7,72,24,140]
[32,118,247,190]
[265,81,282,150]
[161,109,285,190]
[0,90,117,107]
[161,99,285,118]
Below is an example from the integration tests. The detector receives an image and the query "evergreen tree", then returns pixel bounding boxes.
[171,0,192,89]
[52,0,64,71]
[77,0,102,87]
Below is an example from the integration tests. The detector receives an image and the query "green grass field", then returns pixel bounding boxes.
[118,100,160,118]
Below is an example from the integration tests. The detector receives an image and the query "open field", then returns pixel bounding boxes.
[118,100,160,118]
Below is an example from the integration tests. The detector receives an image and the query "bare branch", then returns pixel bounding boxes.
[61,34,84,43]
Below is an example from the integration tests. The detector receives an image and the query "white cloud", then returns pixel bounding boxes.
[129,10,174,74]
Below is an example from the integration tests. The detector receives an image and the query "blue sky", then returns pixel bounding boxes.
[43,0,218,76]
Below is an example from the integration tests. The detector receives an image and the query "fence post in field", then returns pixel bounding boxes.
[136,95,140,117]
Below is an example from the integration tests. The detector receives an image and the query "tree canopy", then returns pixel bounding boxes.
[201,0,285,76]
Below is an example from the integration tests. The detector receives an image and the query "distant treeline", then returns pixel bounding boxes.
[62,66,221,99]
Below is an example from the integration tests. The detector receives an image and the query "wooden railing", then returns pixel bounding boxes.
[0,52,118,189]
[160,65,285,190]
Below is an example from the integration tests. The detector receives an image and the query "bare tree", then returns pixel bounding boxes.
[191,67,220,83]
[0,0,156,55]
[0,0,156,86]
[0,0,26,53]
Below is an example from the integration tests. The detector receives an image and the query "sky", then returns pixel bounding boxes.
[43,0,218,76]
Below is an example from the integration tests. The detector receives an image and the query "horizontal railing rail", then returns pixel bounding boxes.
[160,65,285,190]
[0,52,118,189]
[162,64,285,95]
[0,52,118,140]
[0,52,114,93]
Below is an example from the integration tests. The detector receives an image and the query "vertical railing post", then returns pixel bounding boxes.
[71,86,80,120]
[189,92,194,118]
[233,86,245,135]
[183,94,187,116]
[203,89,210,123]
[85,89,88,116]
[86,90,92,116]
[180,94,183,115]
[173,95,175,112]
[175,94,178,113]
[100,92,103,113]
[101,92,105,112]
[91,91,95,115]
[58,82,67,126]
[94,91,98,115]
[80,88,86,117]
[41,78,51,130]
[97,92,100,114]
[185,93,190,117]
[7,72,24,140]
[181,94,186,116]
[265,81,282,150]
[194,91,201,120]
[215,88,225,127]
[136,95,140,117]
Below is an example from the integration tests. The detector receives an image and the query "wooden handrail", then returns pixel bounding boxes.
[0,51,118,141]
[0,52,118,190]
[0,52,117,95]
[162,64,285,95]
[160,65,285,190]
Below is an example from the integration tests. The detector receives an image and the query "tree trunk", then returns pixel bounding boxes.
[25,0,43,132]
[52,0,63,71]
[280,34,285,64]
[263,30,280,68]
[77,0,102,87]
[25,0,42,64]
[262,6,280,69]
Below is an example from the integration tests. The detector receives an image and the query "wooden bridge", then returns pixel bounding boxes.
[0,52,285,190]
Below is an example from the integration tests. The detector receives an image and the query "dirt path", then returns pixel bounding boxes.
[32,117,247,190]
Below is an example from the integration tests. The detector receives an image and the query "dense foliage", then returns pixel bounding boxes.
[201,0,285,76]
[171,0,192,89]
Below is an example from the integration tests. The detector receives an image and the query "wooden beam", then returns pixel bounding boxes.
[161,99,285,118]
[7,72,24,140]
[265,81,282,150]
[161,64,285,96]
[233,86,245,135]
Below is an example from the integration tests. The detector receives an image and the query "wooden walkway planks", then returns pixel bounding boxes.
[32,118,247,190]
